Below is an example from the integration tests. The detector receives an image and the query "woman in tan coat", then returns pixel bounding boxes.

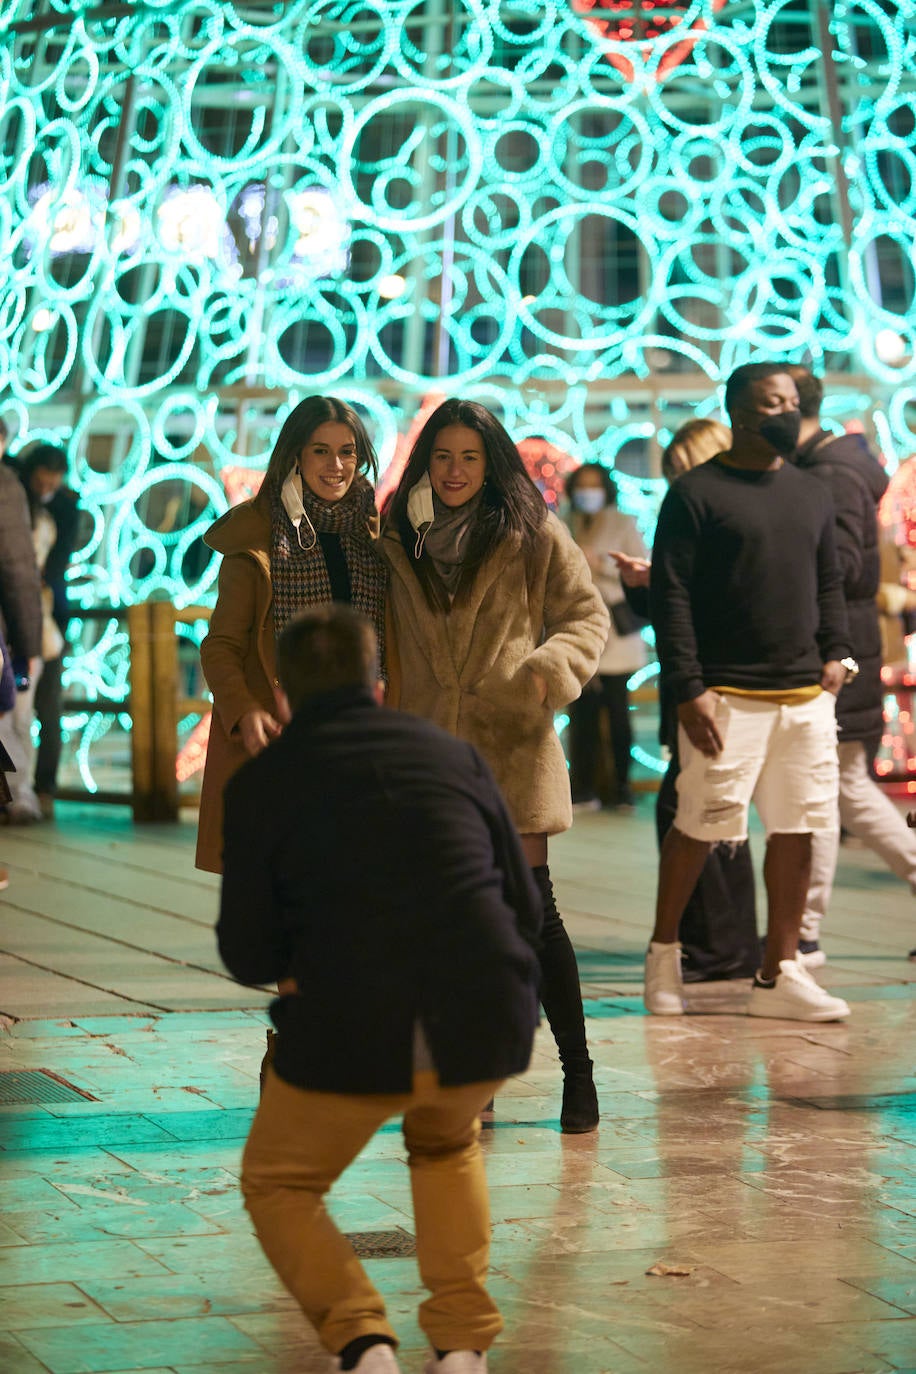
[196,396,385,874]
[383,399,609,1132]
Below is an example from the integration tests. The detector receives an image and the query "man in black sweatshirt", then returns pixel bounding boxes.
[785,366,916,964]
[646,362,855,1022]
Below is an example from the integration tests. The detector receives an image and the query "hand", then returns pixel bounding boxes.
[529,670,548,704]
[677,691,724,757]
[277,977,299,996]
[610,551,651,588]
[238,708,282,756]
[820,661,846,696]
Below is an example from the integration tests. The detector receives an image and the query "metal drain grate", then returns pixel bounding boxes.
[0,1071,98,1105]
[344,1229,416,1258]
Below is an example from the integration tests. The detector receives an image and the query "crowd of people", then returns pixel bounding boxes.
[2,369,914,1372]
[194,365,916,1374]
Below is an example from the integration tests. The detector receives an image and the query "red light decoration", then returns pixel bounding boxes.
[573,0,728,83]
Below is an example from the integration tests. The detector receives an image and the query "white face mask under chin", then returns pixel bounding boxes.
[406,470,435,557]
[280,467,317,550]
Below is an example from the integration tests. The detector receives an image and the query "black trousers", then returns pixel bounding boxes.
[34,655,63,796]
[532,865,589,1064]
[656,755,759,981]
[568,673,632,804]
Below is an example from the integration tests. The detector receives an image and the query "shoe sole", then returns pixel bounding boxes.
[644,1001,684,1015]
[747,1004,849,1022]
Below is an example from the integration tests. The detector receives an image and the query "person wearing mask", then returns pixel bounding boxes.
[646,363,854,1022]
[382,400,609,1132]
[196,395,387,876]
[562,463,648,811]
[613,418,760,986]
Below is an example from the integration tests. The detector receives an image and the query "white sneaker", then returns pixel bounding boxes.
[423,1353,487,1374]
[644,941,684,1015]
[335,1345,401,1373]
[747,959,850,1022]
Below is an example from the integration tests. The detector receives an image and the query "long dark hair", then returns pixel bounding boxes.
[257,395,378,506]
[385,399,546,609]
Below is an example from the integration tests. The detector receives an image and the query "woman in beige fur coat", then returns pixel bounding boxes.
[383,400,609,1132]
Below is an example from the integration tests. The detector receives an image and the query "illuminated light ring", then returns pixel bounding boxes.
[634,174,707,242]
[81,272,209,401]
[488,0,563,49]
[365,242,516,387]
[54,36,101,115]
[296,0,395,95]
[11,303,78,403]
[391,0,494,90]
[0,99,37,195]
[339,90,483,233]
[832,0,909,115]
[179,33,305,172]
[510,204,658,351]
[0,279,28,341]
[732,117,800,180]
[863,134,916,219]
[887,388,916,452]
[460,184,536,252]
[752,0,833,132]
[483,119,550,186]
[264,291,371,390]
[151,394,213,461]
[69,396,152,499]
[644,33,755,135]
[545,98,655,201]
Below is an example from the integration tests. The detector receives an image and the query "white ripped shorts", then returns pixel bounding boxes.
[675,690,839,843]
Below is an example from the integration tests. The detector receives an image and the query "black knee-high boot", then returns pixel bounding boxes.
[532,864,599,1133]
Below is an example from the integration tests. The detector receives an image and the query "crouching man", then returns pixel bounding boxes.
[217,605,543,1374]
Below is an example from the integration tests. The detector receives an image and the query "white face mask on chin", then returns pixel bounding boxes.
[406,470,435,556]
[279,467,317,550]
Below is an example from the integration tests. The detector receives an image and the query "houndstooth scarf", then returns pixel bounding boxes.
[269,473,387,666]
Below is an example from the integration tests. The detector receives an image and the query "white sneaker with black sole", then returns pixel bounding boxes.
[644,941,685,1015]
[747,958,850,1022]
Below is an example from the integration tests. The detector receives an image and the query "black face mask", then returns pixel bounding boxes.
[756,410,802,454]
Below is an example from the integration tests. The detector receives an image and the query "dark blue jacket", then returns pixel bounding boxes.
[217,687,543,1092]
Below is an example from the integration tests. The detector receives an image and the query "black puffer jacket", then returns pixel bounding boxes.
[794,430,889,747]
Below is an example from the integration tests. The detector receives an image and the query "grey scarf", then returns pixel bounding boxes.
[421,492,483,594]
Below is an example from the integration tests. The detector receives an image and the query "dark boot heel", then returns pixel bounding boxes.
[560,1059,599,1134]
[259,1029,278,1098]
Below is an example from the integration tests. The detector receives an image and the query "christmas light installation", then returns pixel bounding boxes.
[1,0,915,791]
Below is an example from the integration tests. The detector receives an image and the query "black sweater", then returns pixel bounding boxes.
[650,458,852,704]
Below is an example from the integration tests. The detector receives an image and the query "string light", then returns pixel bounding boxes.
[2,0,915,787]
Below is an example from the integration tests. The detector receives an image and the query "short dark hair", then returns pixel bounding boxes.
[21,443,69,476]
[276,605,378,711]
[724,363,795,419]
[0,416,8,442]
[565,462,617,505]
[258,395,378,506]
[783,365,823,418]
